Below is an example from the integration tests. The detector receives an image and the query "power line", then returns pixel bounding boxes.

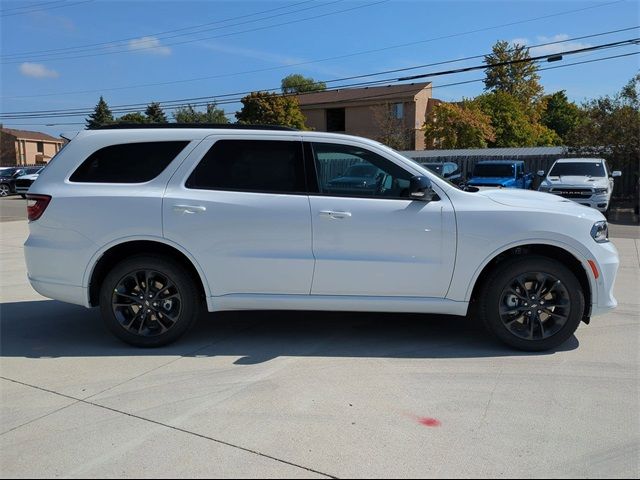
[4,25,637,100]
[2,44,637,122]
[0,0,94,17]
[0,0,329,58]
[2,37,636,119]
[1,0,390,64]
[6,50,639,127]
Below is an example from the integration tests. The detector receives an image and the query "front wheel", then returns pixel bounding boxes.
[0,184,10,197]
[478,256,584,351]
[99,255,201,347]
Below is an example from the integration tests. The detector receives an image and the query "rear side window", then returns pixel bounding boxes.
[186,139,305,193]
[70,141,189,183]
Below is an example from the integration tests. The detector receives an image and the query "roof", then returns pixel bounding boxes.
[297,82,432,107]
[92,123,296,131]
[402,146,567,158]
[0,127,63,142]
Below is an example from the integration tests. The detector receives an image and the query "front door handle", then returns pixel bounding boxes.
[173,204,206,214]
[319,210,352,219]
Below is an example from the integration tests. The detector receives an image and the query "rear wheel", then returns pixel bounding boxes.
[478,256,584,351]
[99,255,201,347]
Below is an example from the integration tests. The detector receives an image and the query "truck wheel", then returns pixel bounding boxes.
[99,255,201,347]
[478,256,584,351]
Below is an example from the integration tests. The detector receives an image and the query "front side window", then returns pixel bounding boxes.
[70,141,189,183]
[312,142,412,198]
[186,139,305,193]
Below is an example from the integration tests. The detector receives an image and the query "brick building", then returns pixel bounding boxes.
[0,127,64,166]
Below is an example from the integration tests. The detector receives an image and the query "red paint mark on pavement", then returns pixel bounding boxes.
[418,417,441,427]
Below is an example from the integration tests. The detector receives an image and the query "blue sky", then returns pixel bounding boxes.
[1,0,638,135]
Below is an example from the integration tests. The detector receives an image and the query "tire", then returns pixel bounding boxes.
[99,255,201,347]
[20,194,26,199]
[0,184,10,197]
[478,255,584,351]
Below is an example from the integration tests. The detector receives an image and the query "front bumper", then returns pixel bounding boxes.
[589,240,619,316]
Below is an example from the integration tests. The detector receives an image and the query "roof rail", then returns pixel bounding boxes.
[89,123,298,131]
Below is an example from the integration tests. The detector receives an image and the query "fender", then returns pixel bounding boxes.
[82,234,213,302]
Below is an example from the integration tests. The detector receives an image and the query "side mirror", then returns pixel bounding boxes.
[409,175,435,201]
[537,170,546,177]
[612,171,622,178]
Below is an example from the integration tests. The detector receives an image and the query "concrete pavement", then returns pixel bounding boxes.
[0,219,638,478]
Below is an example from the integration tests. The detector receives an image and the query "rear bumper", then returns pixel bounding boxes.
[28,276,90,307]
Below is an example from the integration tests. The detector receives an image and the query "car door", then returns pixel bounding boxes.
[307,140,456,298]
[163,135,315,296]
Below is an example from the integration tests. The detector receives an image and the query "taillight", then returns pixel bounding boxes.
[26,194,51,221]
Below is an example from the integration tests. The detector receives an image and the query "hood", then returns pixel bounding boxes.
[478,188,603,220]
[544,175,608,188]
[467,177,512,187]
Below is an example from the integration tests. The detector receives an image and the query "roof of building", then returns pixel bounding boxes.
[297,82,432,107]
[402,146,568,158]
[0,127,63,142]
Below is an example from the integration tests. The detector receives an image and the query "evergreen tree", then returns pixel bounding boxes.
[145,102,168,123]
[86,96,114,129]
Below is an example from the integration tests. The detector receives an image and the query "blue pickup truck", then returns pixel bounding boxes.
[465,160,533,189]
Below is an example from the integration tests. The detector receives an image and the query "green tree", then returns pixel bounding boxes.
[484,40,543,108]
[86,96,114,129]
[541,91,582,141]
[236,91,306,129]
[281,74,327,94]
[423,100,495,149]
[116,112,147,124]
[567,74,640,172]
[475,91,560,147]
[173,104,228,123]
[145,102,168,123]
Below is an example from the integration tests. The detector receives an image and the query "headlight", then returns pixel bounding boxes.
[591,221,609,243]
[594,188,608,195]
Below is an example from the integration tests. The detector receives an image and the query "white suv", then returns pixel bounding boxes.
[537,158,621,215]
[24,125,619,351]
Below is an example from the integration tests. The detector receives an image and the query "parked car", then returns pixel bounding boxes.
[537,158,621,216]
[420,162,463,185]
[0,166,41,197]
[15,167,44,198]
[466,160,533,190]
[24,125,618,351]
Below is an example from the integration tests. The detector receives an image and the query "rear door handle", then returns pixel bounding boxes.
[173,204,206,214]
[319,210,352,219]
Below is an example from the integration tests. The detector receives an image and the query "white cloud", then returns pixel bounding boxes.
[19,63,59,79]
[128,36,171,56]
[510,34,591,56]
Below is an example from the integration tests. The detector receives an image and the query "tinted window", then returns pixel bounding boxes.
[186,140,305,193]
[312,143,412,198]
[70,141,188,183]
[473,163,515,177]
[549,162,605,177]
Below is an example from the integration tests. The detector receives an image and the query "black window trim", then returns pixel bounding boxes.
[305,141,431,202]
[68,140,191,185]
[183,138,310,196]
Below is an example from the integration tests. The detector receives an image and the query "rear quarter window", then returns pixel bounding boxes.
[69,141,189,183]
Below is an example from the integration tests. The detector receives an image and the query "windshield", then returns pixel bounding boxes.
[0,168,21,177]
[422,163,443,174]
[473,164,514,177]
[549,162,605,177]
[343,164,378,177]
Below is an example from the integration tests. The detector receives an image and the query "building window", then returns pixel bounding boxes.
[326,108,345,132]
[36,142,44,153]
[392,103,404,119]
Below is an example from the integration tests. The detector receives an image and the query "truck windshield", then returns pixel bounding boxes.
[473,164,514,177]
[549,162,605,177]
